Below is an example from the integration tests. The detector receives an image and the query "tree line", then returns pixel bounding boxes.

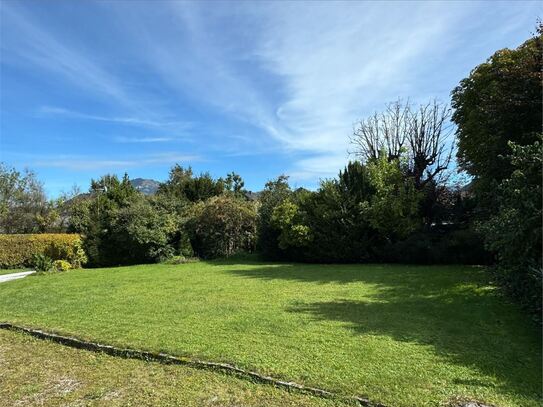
[0,25,540,314]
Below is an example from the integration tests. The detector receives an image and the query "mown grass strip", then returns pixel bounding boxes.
[0,322,385,407]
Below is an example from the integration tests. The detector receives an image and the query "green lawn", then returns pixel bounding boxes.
[0,329,343,406]
[0,260,540,407]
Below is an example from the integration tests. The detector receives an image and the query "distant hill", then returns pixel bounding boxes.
[130,178,161,195]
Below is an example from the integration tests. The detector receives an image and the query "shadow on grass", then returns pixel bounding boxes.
[224,262,542,402]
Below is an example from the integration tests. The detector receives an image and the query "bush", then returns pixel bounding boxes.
[53,259,72,272]
[0,234,87,269]
[379,228,491,265]
[257,175,292,259]
[32,253,54,272]
[108,200,177,265]
[189,195,257,259]
[478,138,542,316]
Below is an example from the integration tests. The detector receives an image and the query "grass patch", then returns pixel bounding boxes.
[0,329,343,406]
[0,260,540,406]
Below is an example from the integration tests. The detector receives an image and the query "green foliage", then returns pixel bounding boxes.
[478,138,542,313]
[109,199,178,264]
[0,164,59,233]
[452,26,543,315]
[53,259,72,272]
[189,195,257,259]
[363,154,421,240]
[380,228,490,265]
[257,175,292,258]
[451,27,542,209]
[297,163,377,262]
[0,234,86,269]
[221,172,246,197]
[32,253,54,272]
[271,200,312,250]
[68,174,145,266]
[259,161,470,263]
[158,165,224,202]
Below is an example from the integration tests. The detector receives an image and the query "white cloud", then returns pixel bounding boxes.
[153,2,469,179]
[38,106,191,130]
[2,4,190,132]
[31,153,202,171]
[3,1,536,187]
[2,5,131,107]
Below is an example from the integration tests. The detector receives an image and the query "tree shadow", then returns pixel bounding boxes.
[223,262,542,402]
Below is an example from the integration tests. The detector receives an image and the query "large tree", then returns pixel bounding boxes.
[351,99,453,190]
[0,164,55,233]
[451,24,542,315]
[451,25,542,210]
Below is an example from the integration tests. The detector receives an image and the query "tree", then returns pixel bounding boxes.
[451,24,542,316]
[451,25,542,211]
[271,199,312,250]
[0,164,55,233]
[222,172,246,197]
[69,174,141,266]
[300,163,377,262]
[110,199,177,264]
[256,175,292,258]
[189,195,257,259]
[362,153,421,241]
[351,99,453,189]
[158,164,224,202]
[479,138,542,312]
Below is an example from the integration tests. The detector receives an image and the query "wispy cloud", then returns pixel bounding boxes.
[150,2,470,178]
[3,3,192,132]
[29,153,202,171]
[2,4,131,107]
[2,0,538,192]
[38,106,190,130]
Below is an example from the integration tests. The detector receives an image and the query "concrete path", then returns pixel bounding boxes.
[0,271,35,283]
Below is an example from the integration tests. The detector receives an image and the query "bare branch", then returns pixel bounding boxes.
[351,99,454,189]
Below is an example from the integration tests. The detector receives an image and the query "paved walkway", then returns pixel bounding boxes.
[0,271,35,283]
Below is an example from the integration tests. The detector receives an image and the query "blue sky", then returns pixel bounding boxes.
[0,1,539,197]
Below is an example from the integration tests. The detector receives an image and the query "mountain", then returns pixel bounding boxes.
[130,178,161,195]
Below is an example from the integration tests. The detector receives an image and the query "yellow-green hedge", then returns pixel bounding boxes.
[0,234,87,269]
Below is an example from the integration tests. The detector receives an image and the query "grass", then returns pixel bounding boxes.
[0,329,344,406]
[0,260,540,407]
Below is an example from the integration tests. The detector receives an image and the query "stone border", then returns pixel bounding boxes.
[0,322,386,407]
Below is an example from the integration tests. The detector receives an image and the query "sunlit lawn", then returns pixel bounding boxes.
[0,260,540,407]
[0,329,342,407]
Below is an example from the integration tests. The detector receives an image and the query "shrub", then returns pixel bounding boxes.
[189,195,257,259]
[32,253,54,272]
[53,259,72,272]
[271,200,312,250]
[108,199,177,265]
[378,228,491,265]
[257,175,292,259]
[0,234,87,269]
[478,138,542,316]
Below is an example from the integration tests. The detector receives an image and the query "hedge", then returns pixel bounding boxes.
[0,234,87,269]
